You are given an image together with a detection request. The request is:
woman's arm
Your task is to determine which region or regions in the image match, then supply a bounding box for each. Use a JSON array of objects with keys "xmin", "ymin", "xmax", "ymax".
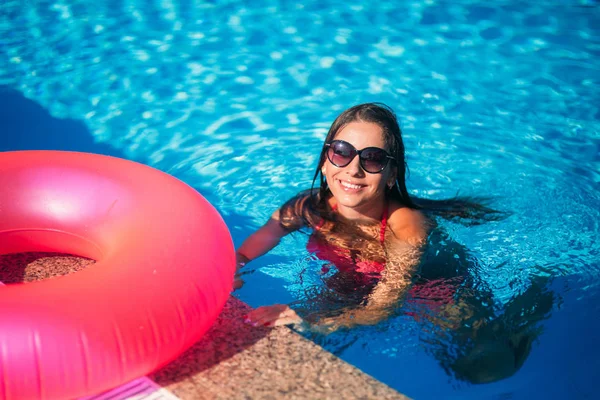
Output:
[
  {"xmin": 312, "ymin": 208, "xmax": 429, "ymax": 331},
  {"xmin": 234, "ymin": 209, "xmax": 291, "ymax": 289},
  {"xmin": 245, "ymin": 207, "xmax": 430, "ymax": 332},
  {"xmin": 364, "ymin": 207, "xmax": 430, "ymax": 308},
  {"xmin": 247, "ymin": 241, "xmax": 423, "ymax": 333},
  {"xmin": 236, "ymin": 211, "xmax": 289, "ymax": 261},
  {"xmin": 235, "ymin": 190, "xmax": 314, "ymax": 288}
]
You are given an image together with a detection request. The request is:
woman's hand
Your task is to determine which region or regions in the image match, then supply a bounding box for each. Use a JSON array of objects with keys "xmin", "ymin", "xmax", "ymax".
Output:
[
  {"xmin": 233, "ymin": 252, "xmax": 249, "ymax": 291},
  {"xmin": 233, "ymin": 273, "xmax": 244, "ymax": 290},
  {"xmin": 244, "ymin": 304, "xmax": 303, "ymax": 327},
  {"xmin": 318, "ymin": 306, "xmax": 392, "ymax": 331}
]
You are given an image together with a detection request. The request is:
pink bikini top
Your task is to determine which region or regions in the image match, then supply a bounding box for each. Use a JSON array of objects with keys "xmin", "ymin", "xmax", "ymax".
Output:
[
  {"xmin": 307, "ymin": 204, "xmax": 459, "ymax": 311},
  {"xmin": 306, "ymin": 204, "xmax": 388, "ymax": 276}
]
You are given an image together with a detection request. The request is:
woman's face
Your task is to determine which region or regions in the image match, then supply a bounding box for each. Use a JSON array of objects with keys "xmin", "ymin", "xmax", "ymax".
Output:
[{"xmin": 322, "ymin": 121, "xmax": 396, "ymax": 219}]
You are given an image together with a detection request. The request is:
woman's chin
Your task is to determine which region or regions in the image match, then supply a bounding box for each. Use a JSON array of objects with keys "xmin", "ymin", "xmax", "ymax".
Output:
[{"xmin": 333, "ymin": 193, "xmax": 363, "ymax": 207}]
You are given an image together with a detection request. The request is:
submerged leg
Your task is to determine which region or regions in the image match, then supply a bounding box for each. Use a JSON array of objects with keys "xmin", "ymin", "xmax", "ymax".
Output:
[{"xmin": 446, "ymin": 276, "xmax": 556, "ymax": 384}]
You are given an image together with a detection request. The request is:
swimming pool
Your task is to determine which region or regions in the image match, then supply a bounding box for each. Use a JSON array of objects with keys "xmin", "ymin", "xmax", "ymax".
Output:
[{"xmin": 1, "ymin": 0, "xmax": 598, "ymax": 398}]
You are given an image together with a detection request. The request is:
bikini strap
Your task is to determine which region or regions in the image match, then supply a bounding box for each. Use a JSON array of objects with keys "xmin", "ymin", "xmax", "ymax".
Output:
[
  {"xmin": 380, "ymin": 203, "xmax": 388, "ymax": 244},
  {"xmin": 315, "ymin": 203, "xmax": 337, "ymax": 230},
  {"xmin": 314, "ymin": 219, "xmax": 325, "ymax": 230}
]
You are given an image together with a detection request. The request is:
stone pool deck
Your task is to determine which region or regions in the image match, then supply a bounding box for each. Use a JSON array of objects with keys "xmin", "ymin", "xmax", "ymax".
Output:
[{"xmin": 0, "ymin": 254, "xmax": 408, "ymax": 400}]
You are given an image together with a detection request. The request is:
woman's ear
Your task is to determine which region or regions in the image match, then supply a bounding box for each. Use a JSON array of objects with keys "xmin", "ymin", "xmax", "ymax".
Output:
[
  {"xmin": 387, "ymin": 167, "xmax": 397, "ymax": 188},
  {"xmin": 321, "ymin": 165, "xmax": 327, "ymax": 175}
]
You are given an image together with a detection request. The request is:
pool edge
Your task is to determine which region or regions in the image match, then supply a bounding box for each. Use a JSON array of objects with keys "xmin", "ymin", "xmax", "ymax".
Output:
[{"xmin": 151, "ymin": 296, "xmax": 409, "ymax": 399}]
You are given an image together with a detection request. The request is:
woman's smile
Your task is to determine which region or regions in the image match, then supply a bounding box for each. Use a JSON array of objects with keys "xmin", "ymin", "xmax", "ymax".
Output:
[{"xmin": 338, "ymin": 179, "xmax": 366, "ymax": 192}]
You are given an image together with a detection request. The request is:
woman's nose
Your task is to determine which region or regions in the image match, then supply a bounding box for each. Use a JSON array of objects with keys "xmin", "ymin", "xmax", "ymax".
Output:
[{"xmin": 345, "ymin": 155, "xmax": 364, "ymax": 176}]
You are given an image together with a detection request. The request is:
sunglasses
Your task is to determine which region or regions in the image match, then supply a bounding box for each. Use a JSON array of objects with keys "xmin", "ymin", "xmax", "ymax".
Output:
[{"xmin": 325, "ymin": 140, "xmax": 395, "ymax": 174}]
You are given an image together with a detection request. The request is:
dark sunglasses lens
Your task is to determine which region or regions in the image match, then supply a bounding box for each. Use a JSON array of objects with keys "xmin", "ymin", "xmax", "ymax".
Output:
[
  {"xmin": 328, "ymin": 141, "xmax": 354, "ymax": 167},
  {"xmin": 360, "ymin": 148, "xmax": 388, "ymax": 172}
]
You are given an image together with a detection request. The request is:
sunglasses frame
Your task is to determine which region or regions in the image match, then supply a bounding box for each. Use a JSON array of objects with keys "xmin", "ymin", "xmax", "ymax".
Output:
[{"xmin": 324, "ymin": 140, "xmax": 395, "ymax": 174}]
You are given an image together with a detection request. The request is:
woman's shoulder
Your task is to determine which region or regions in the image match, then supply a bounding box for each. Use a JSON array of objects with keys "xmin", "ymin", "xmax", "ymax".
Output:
[{"xmin": 387, "ymin": 201, "xmax": 431, "ymax": 246}]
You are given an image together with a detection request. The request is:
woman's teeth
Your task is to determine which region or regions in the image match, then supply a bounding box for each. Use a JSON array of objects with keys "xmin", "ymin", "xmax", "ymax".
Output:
[{"xmin": 340, "ymin": 180, "xmax": 363, "ymax": 190}]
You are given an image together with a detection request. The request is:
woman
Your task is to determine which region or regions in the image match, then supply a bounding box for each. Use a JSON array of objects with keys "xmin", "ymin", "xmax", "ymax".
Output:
[
  {"xmin": 234, "ymin": 103, "xmax": 556, "ymax": 384},
  {"xmin": 235, "ymin": 103, "xmax": 505, "ymax": 330}
]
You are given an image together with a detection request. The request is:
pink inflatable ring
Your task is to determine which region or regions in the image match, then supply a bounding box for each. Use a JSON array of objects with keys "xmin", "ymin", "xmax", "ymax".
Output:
[{"xmin": 0, "ymin": 151, "xmax": 235, "ymax": 400}]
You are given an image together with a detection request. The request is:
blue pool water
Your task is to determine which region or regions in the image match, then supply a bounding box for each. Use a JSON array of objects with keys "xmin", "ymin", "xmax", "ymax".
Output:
[{"xmin": 1, "ymin": 1, "xmax": 599, "ymax": 399}]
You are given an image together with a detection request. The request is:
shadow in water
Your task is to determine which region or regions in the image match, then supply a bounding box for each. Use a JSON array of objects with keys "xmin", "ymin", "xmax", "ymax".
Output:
[{"xmin": 0, "ymin": 86, "xmax": 122, "ymax": 156}]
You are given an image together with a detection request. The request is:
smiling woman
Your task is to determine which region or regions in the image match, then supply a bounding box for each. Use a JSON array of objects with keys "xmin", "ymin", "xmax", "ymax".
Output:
[
  {"xmin": 235, "ymin": 102, "xmax": 496, "ymax": 315},
  {"xmin": 232, "ymin": 103, "xmax": 551, "ymax": 384}
]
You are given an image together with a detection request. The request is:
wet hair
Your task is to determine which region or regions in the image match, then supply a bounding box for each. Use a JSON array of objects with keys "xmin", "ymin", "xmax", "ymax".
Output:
[{"xmin": 279, "ymin": 103, "xmax": 507, "ymax": 231}]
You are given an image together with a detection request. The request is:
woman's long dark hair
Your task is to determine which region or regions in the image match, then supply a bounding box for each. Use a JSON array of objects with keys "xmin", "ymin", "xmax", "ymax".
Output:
[{"xmin": 279, "ymin": 103, "xmax": 508, "ymax": 231}]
